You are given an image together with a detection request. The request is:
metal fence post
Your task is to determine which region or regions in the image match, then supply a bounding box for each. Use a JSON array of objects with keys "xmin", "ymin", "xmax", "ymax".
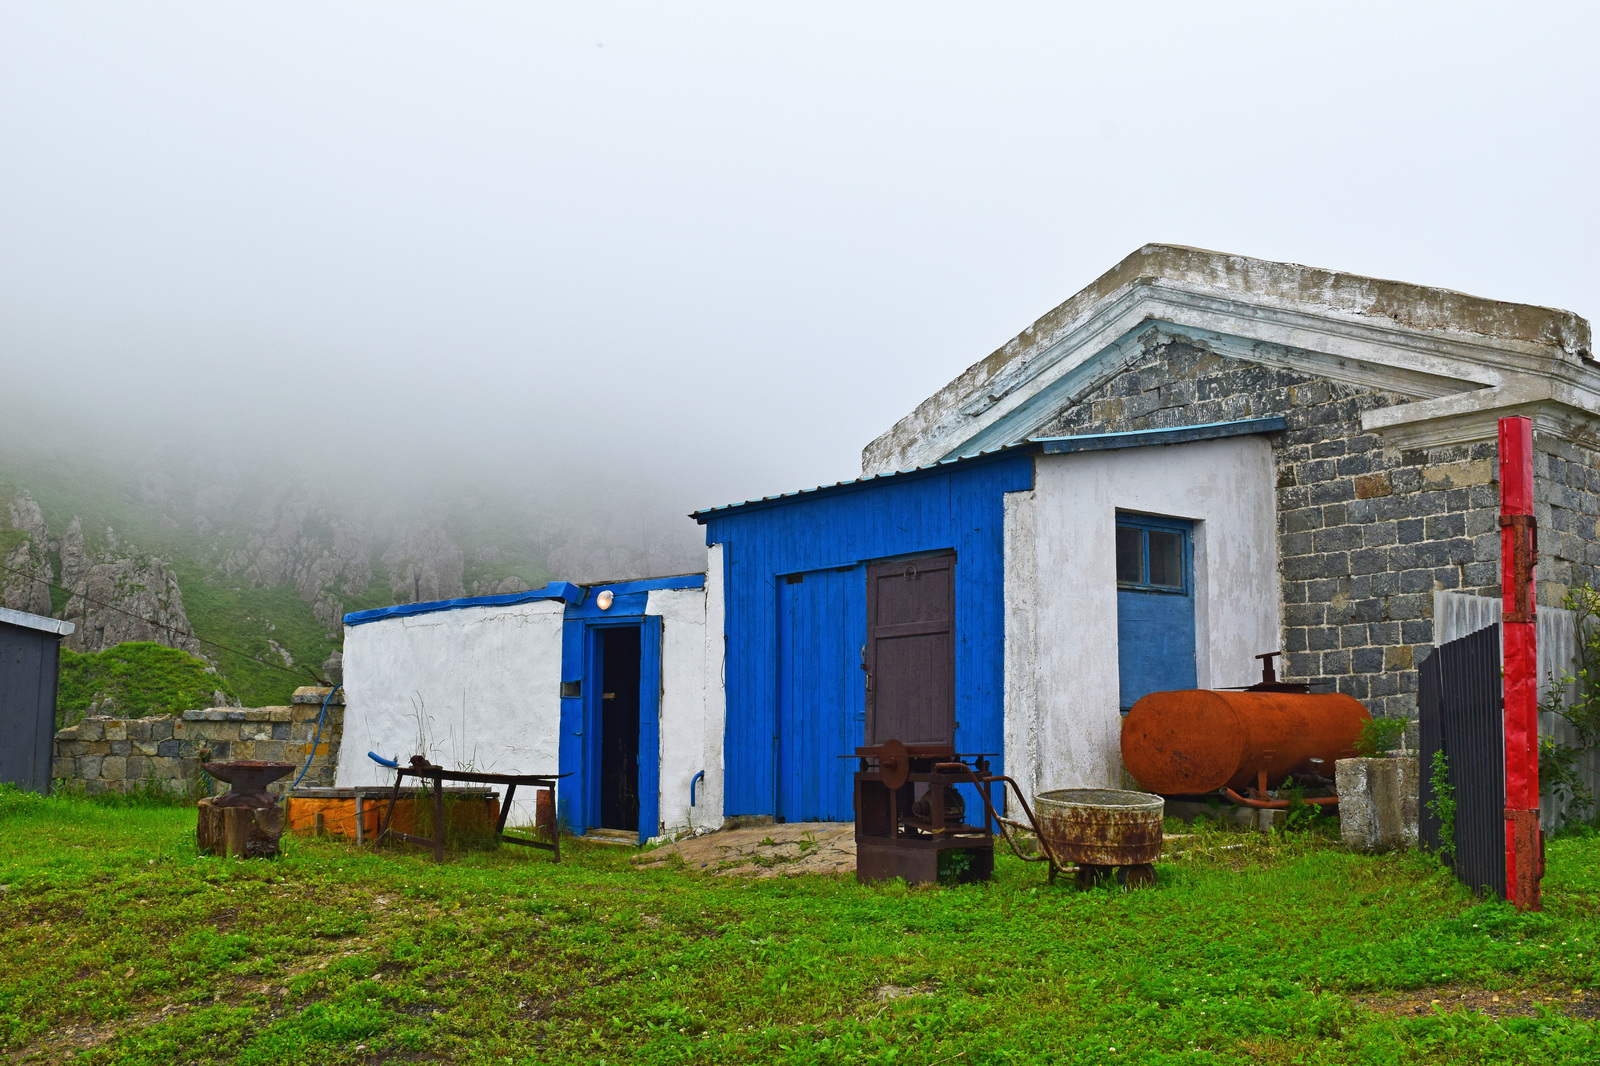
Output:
[{"xmin": 1499, "ymin": 415, "xmax": 1542, "ymax": 910}]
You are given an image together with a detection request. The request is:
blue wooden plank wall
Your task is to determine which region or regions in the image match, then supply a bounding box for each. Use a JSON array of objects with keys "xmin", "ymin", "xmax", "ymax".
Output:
[
  {"xmin": 702, "ymin": 452, "xmax": 1035, "ymax": 817},
  {"xmin": 777, "ymin": 567, "xmax": 865, "ymax": 821}
]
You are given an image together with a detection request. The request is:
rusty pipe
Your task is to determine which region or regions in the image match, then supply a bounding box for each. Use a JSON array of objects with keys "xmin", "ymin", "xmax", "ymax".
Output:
[{"xmin": 1220, "ymin": 787, "xmax": 1339, "ymax": 810}]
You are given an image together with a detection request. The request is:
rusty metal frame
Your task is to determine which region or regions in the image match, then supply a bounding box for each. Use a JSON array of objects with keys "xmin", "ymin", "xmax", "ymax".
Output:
[
  {"xmin": 375, "ymin": 758, "xmax": 568, "ymax": 864},
  {"xmin": 1498, "ymin": 513, "xmax": 1539, "ymax": 623}
]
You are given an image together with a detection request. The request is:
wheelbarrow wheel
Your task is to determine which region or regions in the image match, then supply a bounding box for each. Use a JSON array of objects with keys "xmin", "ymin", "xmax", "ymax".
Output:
[
  {"xmin": 1075, "ymin": 864, "xmax": 1114, "ymax": 889},
  {"xmin": 1118, "ymin": 864, "xmax": 1156, "ymax": 889}
]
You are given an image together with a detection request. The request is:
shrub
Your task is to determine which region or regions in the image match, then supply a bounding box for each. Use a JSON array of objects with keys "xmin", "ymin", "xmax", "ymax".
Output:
[{"xmin": 1354, "ymin": 716, "xmax": 1407, "ymax": 756}]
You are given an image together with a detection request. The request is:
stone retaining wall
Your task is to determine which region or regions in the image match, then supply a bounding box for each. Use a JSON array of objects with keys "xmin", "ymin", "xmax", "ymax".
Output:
[{"xmin": 52, "ymin": 686, "xmax": 344, "ymax": 796}]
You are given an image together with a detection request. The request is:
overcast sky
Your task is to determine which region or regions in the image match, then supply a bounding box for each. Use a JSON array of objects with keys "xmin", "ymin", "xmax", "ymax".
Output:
[{"xmin": 3, "ymin": 2, "xmax": 1596, "ymax": 516}]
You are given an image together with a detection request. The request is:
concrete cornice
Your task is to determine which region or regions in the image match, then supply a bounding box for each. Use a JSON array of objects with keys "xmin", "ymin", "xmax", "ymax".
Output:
[
  {"xmin": 862, "ymin": 244, "xmax": 1594, "ymax": 474},
  {"xmin": 1360, "ymin": 381, "xmax": 1600, "ymax": 450}
]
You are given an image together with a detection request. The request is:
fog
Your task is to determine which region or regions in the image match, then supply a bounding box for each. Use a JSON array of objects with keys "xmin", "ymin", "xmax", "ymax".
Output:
[{"xmin": 3, "ymin": 3, "xmax": 1597, "ymax": 561}]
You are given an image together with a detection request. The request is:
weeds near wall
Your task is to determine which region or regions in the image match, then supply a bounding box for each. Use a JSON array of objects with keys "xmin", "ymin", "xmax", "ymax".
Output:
[
  {"xmin": 49, "ymin": 771, "xmax": 209, "ymax": 809},
  {"xmin": 1426, "ymin": 749, "xmax": 1456, "ymax": 868},
  {"xmin": 1280, "ymin": 776, "xmax": 1324, "ymax": 833},
  {"xmin": 1354, "ymin": 716, "xmax": 1407, "ymax": 756},
  {"xmin": 1538, "ymin": 586, "xmax": 1600, "ymax": 827}
]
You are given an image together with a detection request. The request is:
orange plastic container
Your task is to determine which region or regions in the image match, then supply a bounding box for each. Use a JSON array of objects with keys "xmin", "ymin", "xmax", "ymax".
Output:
[
  {"xmin": 286, "ymin": 788, "xmax": 500, "ymax": 841},
  {"xmin": 1120, "ymin": 689, "xmax": 1370, "ymax": 795}
]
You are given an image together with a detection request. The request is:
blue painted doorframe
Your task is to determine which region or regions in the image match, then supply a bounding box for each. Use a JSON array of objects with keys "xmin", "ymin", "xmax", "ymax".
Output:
[
  {"xmin": 559, "ymin": 615, "xmax": 662, "ymax": 844},
  {"xmin": 557, "ymin": 575, "xmax": 699, "ymax": 842}
]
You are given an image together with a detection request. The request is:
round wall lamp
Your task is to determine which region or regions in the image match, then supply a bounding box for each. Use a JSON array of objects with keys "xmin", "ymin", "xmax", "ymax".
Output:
[{"xmin": 596, "ymin": 589, "xmax": 614, "ymax": 610}]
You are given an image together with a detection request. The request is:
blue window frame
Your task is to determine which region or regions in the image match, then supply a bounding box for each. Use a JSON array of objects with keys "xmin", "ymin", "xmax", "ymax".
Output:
[{"xmin": 1115, "ymin": 514, "xmax": 1190, "ymax": 594}]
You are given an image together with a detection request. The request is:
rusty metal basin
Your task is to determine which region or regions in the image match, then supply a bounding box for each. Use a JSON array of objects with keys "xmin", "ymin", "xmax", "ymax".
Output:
[{"xmin": 1034, "ymin": 788, "xmax": 1164, "ymax": 867}]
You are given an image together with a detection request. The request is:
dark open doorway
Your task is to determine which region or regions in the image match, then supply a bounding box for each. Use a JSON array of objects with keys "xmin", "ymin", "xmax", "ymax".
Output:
[{"xmin": 597, "ymin": 625, "xmax": 642, "ymax": 832}]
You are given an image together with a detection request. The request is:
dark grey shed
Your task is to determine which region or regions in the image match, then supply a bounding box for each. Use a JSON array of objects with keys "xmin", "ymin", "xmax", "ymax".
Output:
[{"xmin": 0, "ymin": 607, "xmax": 75, "ymax": 793}]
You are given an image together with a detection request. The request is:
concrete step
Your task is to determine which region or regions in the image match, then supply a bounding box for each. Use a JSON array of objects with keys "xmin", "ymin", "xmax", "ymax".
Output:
[{"xmin": 583, "ymin": 828, "xmax": 640, "ymax": 847}]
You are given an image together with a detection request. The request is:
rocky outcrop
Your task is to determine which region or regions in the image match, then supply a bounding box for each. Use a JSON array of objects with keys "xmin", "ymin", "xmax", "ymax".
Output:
[
  {"xmin": 383, "ymin": 526, "xmax": 465, "ymax": 603},
  {"xmin": 0, "ymin": 490, "xmax": 54, "ymax": 616},
  {"xmin": 59, "ymin": 517, "xmax": 202, "ymax": 656}
]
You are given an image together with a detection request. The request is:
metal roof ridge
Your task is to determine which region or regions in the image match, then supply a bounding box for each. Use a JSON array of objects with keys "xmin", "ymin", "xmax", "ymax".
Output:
[{"xmin": 0, "ymin": 606, "xmax": 75, "ymax": 637}]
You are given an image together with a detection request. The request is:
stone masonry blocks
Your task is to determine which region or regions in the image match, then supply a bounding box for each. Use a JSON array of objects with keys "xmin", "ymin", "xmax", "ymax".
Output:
[
  {"xmin": 1035, "ymin": 339, "xmax": 1600, "ymax": 727},
  {"xmin": 53, "ymin": 688, "xmax": 344, "ymax": 795}
]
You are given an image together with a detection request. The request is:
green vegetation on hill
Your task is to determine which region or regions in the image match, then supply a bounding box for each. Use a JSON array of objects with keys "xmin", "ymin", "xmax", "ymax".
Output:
[
  {"xmin": 1, "ymin": 448, "xmax": 555, "ymax": 708},
  {"xmin": 56, "ymin": 642, "xmax": 239, "ymax": 728}
]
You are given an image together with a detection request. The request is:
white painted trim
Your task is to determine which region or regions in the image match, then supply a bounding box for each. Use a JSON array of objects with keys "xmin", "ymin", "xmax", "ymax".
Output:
[
  {"xmin": 1002, "ymin": 489, "xmax": 1039, "ymax": 800},
  {"xmin": 867, "ymin": 267, "xmax": 1596, "ymax": 474}
]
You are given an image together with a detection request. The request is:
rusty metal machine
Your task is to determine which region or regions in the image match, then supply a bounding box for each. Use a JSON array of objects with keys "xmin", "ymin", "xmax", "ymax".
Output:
[
  {"xmin": 853, "ymin": 740, "xmax": 996, "ymax": 885},
  {"xmin": 1120, "ymin": 651, "xmax": 1370, "ymax": 808}
]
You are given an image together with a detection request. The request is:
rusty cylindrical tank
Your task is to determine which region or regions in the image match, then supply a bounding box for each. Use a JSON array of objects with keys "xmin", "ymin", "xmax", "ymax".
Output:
[
  {"xmin": 1120, "ymin": 689, "xmax": 1370, "ymax": 795},
  {"xmin": 1034, "ymin": 788, "xmax": 1164, "ymax": 867}
]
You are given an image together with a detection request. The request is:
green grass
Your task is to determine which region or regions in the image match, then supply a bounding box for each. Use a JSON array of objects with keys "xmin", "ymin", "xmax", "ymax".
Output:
[
  {"xmin": 2, "ymin": 797, "xmax": 1597, "ymax": 1064},
  {"xmin": 56, "ymin": 642, "xmax": 240, "ymax": 727}
]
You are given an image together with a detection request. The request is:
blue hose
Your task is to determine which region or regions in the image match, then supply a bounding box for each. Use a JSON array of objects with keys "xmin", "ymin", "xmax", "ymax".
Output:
[
  {"xmin": 290, "ymin": 684, "xmax": 343, "ymax": 790},
  {"xmin": 690, "ymin": 770, "xmax": 705, "ymax": 807}
]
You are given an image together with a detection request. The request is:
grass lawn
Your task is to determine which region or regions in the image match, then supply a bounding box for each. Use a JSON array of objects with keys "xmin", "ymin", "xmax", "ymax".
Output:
[{"xmin": 2, "ymin": 792, "xmax": 1598, "ymax": 1065}]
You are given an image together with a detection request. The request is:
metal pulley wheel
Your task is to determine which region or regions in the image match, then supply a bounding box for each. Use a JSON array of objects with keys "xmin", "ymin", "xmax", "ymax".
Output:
[{"xmin": 877, "ymin": 737, "xmax": 909, "ymax": 790}]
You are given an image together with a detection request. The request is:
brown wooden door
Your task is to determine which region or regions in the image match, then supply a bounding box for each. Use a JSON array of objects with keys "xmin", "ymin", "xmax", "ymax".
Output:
[{"xmin": 865, "ymin": 553, "xmax": 955, "ymax": 746}]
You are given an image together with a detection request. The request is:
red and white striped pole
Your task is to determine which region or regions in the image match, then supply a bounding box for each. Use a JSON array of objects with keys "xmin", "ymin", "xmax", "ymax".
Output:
[{"xmin": 1498, "ymin": 415, "xmax": 1541, "ymax": 911}]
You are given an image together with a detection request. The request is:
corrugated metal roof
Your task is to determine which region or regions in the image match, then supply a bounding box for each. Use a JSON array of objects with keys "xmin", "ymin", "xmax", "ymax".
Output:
[
  {"xmin": 691, "ymin": 417, "xmax": 1286, "ymax": 520},
  {"xmin": 690, "ymin": 442, "xmax": 1035, "ymax": 521}
]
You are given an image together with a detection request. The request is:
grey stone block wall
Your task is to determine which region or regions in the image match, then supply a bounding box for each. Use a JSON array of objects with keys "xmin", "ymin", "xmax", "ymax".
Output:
[
  {"xmin": 1034, "ymin": 338, "xmax": 1600, "ymax": 722},
  {"xmin": 52, "ymin": 686, "xmax": 344, "ymax": 796}
]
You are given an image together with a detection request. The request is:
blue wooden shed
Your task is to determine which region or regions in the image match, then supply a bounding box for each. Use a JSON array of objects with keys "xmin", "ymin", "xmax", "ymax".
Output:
[{"xmin": 694, "ymin": 446, "xmax": 1035, "ymax": 822}]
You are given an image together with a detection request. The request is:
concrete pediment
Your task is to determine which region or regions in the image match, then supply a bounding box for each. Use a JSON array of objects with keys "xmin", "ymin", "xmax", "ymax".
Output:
[{"xmin": 863, "ymin": 244, "xmax": 1596, "ymax": 473}]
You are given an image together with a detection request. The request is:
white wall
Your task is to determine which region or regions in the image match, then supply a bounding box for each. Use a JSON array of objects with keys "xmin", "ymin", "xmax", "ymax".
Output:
[
  {"xmin": 335, "ymin": 599, "xmax": 566, "ymax": 825},
  {"xmin": 335, "ymin": 567, "xmax": 726, "ymax": 838},
  {"xmin": 647, "ymin": 572, "xmax": 723, "ymax": 838},
  {"xmin": 1006, "ymin": 436, "xmax": 1280, "ymax": 794},
  {"xmin": 694, "ymin": 543, "xmax": 727, "ymax": 832}
]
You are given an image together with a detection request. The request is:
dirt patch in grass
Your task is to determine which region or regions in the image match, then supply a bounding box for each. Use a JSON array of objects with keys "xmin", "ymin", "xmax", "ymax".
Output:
[
  {"xmin": 1351, "ymin": 983, "xmax": 1600, "ymax": 1019},
  {"xmin": 15, "ymin": 1001, "xmax": 192, "ymax": 1062},
  {"xmin": 633, "ymin": 822, "xmax": 856, "ymax": 877}
]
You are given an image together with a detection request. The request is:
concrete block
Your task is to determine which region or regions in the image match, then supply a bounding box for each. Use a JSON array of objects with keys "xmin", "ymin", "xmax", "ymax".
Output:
[
  {"xmin": 1336, "ymin": 756, "xmax": 1419, "ymax": 852},
  {"xmin": 157, "ymin": 739, "xmax": 183, "ymax": 758},
  {"xmin": 76, "ymin": 755, "xmax": 104, "ymax": 780},
  {"xmin": 149, "ymin": 719, "xmax": 175, "ymax": 741},
  {"xmin": 101, "ymin": 756, "xmax": 127, "ymax": 781},
  {"xmin": 109, "ymin": 740, "xmax": 132, "ymax": 757},
  {"xmin": 104, "ymin": 722, "xmax": 128, "ymax": 742},
  {"xmin": 266, "ymin": 707, "xmax": 292, "ymax": 723},
  {"xmin": 133, "ymin": 740, "xmax": 159, "ymax": 757},
  {"xmin": 128, "ymin": 719, "xmax": 151, "ymax": 742},
  {"xmin": 76, "ymin": 719, "xmax": 105, "ymax": 742}
]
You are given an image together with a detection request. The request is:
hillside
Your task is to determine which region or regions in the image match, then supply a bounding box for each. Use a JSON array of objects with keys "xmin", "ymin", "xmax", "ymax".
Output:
[{"xmin": 0, "ymin": 442, "xmax": 702, "ymax": 707}]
